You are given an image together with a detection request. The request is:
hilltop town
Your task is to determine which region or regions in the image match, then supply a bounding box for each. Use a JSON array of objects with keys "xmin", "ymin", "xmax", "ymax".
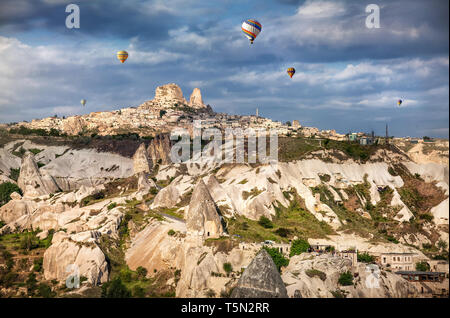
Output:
[
  {"xmin": 0, "ymin": 83, "xmax": 448, "ymax": 298},
  {"xmin": 4, "ymin": 83, "xmax": 447, "ymax": 166},
  {"xmin": 4, "ymin": 83, "xmax": 351, "ymax": 141}
]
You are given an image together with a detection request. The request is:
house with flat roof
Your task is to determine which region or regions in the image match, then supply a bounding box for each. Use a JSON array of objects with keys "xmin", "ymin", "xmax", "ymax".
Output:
[
  {"xmin": 396, "ymin": 271, "xmax": 449, "ymax": 297},
  {"xmin": 379, "ymin": 252, "xmax": 417, "ymax": 271}
]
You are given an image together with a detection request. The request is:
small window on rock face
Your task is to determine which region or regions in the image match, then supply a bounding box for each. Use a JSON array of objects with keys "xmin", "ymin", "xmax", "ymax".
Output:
[{"xmin": 207, "ymin": 232, "xmax": 210, "ymax": 237}]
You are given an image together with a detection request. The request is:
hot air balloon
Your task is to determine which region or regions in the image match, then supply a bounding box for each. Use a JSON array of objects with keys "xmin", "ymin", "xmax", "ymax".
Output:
[
  {"xmin": 397, "ymin": 99, "xmax": 402, "ymax": 106},
  {"xmin": 242, "ymin": 19, "xmax": 262, "ymax": 44},
  {"xmin": 117, "ymin": 50, "xmax": 128, "ymax": 63},
  {"xmin": 287, "ymin": 67, "xmax": 296, "ymax": 78},
  {"xmin": 80, "ymin": 99, "xmax": 86, "ymax": 107}
]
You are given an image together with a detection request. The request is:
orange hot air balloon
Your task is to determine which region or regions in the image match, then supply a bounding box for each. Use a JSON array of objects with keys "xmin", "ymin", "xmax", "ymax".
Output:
[
  {"xmin": 117, "ymin": 50, "xmax": 128, "ymax": 63},
  {"xmin": 287, "ymin": 67, "xmax": 296, "ymax": 78}
]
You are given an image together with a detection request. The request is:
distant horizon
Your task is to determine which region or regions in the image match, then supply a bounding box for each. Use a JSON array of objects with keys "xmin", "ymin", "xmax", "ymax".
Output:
[
  {"xmin": 2, "ymin": 96, "xmax": 447, "ymax": 140},
  {"xmin": 0, "ymin": 0, "xmax": 448, "ymax": 138}
]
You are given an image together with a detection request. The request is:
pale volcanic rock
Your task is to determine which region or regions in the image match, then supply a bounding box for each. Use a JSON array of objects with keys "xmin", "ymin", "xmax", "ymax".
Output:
[
  {"xmin": 430, "ymin": 198, "xmax": 449, "ymax": 225},
  {"xmin": 176, "ymin": 247, "xmax": 221, "ymax": 297},
  {"xmin": 205, "ymin": 175, "xmax": 237, "ymax": 217},
  {"xmin": 189, "ymin": 88, "xmax": 206, "ymax": 108},
  {"xmin": 185, "ymin": 179, "xmax": 223, "ymax": 238},
  {"xmin": 147, "ymin": 133, "xmax": 172, "ymax": 165},
  {"xmin": 231, "ymin": 249, "xmax": 288, "ymax": 298},
  {"xmin": 154, "ymin": 83, "xmax": 186, "ymax": 105},
  {"xmin": 40, "ymin": 149, "xmax": 133, "ymax": 191},
  {"xmin": 0, "ymin": 175, "xmax": 16, "ymax": 184},
  {"xmin": 125, "ymin": 219, "xmax": 186, "ymax": 273},
  {"xmin": 282, "ymin": 253, "xmax": 418, "ymax": 298},
  {"xmin": 151, "ymin": 181, "xmax": 181, "ymax": 208},
  {"xmin": 0, "ymin": 198, "xmax": 37, "ymax": 225},
  {"xmin": 151, "ymin": 175, "xmax": 194, "ymax": 209},
  {"xmin": 60, "ymin": 116, "xmax": 85, "ymax": 135},
  {"xmin": 17, "ymin": 153, "xmax": 60, "ymax": 198},
  {"xmin": 43, "ymin": 236, "xmax": 109, "ymax": 285},
  {"xmin": 132, "ymin": 143, "xmax": 152, "ymax": 174},
  {"xmin": 137, "ymin": 172, "xmax": 158, "ymax": 193},
  {"xmin": 9, "ymin": 191, "xmax": 22, "ymax": 201}
]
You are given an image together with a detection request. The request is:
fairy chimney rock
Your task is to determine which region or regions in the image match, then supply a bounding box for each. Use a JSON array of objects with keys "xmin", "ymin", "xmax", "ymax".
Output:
[
  {"xmin": 231, "ymin": 249, "xmax": 288, "ymax": 298},
  {"xmin": 189, "ymin": 88, "xmax": 205, "ymax": 108},
  {"xmin": 133, "ymin": 143, "xmax": 153, "ymax": 174},
  {"xmin": 186, "ymin": 179, "xmax": 223, "ymax": 238}
]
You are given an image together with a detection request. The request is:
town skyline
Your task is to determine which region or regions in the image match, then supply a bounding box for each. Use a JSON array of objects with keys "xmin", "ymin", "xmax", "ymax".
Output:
[{"xmin": 0, "ymin": 0, "xmax": 448, "ymax": 138}]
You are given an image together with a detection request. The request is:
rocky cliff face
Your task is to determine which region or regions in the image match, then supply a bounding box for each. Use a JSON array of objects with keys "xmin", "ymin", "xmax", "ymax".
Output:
[
  {"xmin": 282, "ymin": 253, "xmax": 418, "ymax": 298},
  {"xmin": 189, "ymin": 88, "xmax": 206, "ymax": 108},
  {"xmin": 18, "ymin": 153, "xmax": 60, "ymax": 198},
  {"xmin": 231, "ymin": 249, "xmax": 288, "ymax": 298},
  {"xmin": 154, "ymin": 83, "xmax": 187, "ymax": 105},
  {"xmin": 132, "ymin": 143, "xmax": 152, "ymax": 174},
  {"xmin": 186, "ymin": 180, "xmax": 223, "ymax": 238},
  {"xmin": 147, "ymin": 133, "xmax": 172, "ymax": 165},
  {"xmin": 43, "ymin": 231, "xmax": 109, "ymax": 285}
]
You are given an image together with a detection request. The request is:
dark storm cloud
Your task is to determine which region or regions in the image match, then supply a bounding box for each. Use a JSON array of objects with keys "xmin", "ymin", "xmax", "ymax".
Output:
[
  {"xmin": 0, "ymin": 0, "xmax": 177, "ymax": 41},
  {"xmin": 261, "ymin": 0, "xmax": 449, "ymax": 63}
]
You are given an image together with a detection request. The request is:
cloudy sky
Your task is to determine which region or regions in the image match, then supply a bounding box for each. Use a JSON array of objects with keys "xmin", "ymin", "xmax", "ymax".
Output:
[{"xmin": 0, "ymin": 0, "xmax": 448, "ymax": 138}]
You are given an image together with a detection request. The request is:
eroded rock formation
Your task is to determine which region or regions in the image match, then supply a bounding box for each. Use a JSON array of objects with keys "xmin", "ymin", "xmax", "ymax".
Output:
[
  {"xmin": 133, "ymin": 143, "xmax": 152, "ymax": 174},
  {"xmin": 43, "ymin": 232, "xmax": 109, "ymax": 285},
  {"xmin": 17, "ymin": 153, "xmax": 60, "ymax": 198},
  {"xmin": 147, "ymin": 133, "xmax": 172, "ymax": 165},
  {"xmin": 231, "ymin": 249, "xmax": 288, "ymax": 298},
  {"xmin": 154, "ymin": 83, "xmax": 186, "ymax": 105},
  {"xmin": 185, "ymin": 180, "xmax": 223, "ymax": 238},
  {"xmin": 189, "ymin": 88, "xmax": 205, "ymax": 108}
]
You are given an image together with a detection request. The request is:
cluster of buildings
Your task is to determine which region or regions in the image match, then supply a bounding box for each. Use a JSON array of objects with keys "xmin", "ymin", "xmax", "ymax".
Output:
[
  {"xmin": 308, "ymin": 242, "xmax": 449, "ymax": 296},
  {"xmin": 7, "ymin": 83, "xmax": 445, "ymax": 152}
]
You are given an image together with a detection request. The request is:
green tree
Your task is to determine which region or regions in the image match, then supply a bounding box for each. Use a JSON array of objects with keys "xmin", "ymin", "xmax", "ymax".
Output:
[
  {"xmin": 20, "ymin": 232, "xmax": 40, "ymax": 251},
  {"xmin": 263, "ymin": 247, "xmax": 289, "ymax": 272},
  {"xmin": 0, "ymin": 182, "xmax": 22, "ymax": 207},
  {"xmin": 38, "ymin": 283, "xmax": 55, "ymax": 298},
  {"xmin": 258, "ymin": 216, "xmax": 274, "ymax": 229},
  {"xmin": 275, "ymin": 227, "xmax": 291, "ymax": 238},
  {"xmin": 33, "ymin": 257, "xmax": 44, "ymax": 272},
  {"xmin": 26, "ymin": 272, "xmax": 38, "ymax": 296},
  {"xmin": 132, "ymin": 285, "xmax": 146, "ymax": 298},
  {"xmin": 416, "ymin": 261, "xmax": 430, "ymax": 272},
  {"xmin": 357, "ymin": 252, "xmax": 375, "ymax": 263},
  {"xmin": 223, "ymin": 263, "xmax": 233, "ymax": 275},
  {"xmin": 437, "ymin": 239, "xmax": 448, "ymax": 251},
  {"xmin": 101, "ymin": 277, "xmax": 131, "ymax": 298},
  {"xmin": 338, "ymin": 271, "xmax": 354, "ymax": 286},
  {"xmin": 136, "ymin": 266, "xmax": 148, "ymax": 279},
  {"xmin": 290, "ymin": 239, "xmax": 310, "ymax": 257}
]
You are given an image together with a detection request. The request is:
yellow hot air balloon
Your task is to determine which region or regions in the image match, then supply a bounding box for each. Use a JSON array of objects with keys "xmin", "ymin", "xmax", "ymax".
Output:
[
  {"xmin": 80, "ymin": 99, "xmax": 86, "ymax": 107},
  {"xmin": 287, "ymin": 67, "xmax": 296, "ymax": 78},
  {"xmin": 117, "ymin": 50, "xmax": 128, "ymax": 63}
]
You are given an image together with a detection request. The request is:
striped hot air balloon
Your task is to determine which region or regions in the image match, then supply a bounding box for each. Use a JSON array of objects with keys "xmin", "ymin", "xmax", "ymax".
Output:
[
  {"xmin": 117, "ymin": 50, "xmax": 128, "ymax": 63},
  {"xmin": 287, "ymin": 67, "xmax": 296, "ymax": 78},
  {"xmin": 242, "ymin": 19, "xmax": 262, "ymax": 44}
]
